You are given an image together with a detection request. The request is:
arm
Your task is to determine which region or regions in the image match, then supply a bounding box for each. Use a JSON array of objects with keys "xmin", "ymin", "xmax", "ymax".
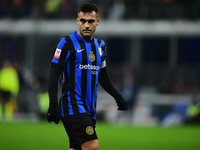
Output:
[
  {"xmin": 98, "ymin": 67, "xmax": 128, "ymax": 110},
  {"xmin": 47, "ymin": 38, "xmax": 69, "ymax": 124},
  {"xmin": 47, "ymin": 65, "xmax": 62, "ymax": 124},
  {"xmin": 48, "ymin": 66, "xmax": 62, "ymax": 104}
]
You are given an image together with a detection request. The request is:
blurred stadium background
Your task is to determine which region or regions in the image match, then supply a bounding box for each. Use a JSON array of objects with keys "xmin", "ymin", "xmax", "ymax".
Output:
[
  {"xmin": 0, "ymin": 0, "xmax": 200, "ymax": 149},
  {"xmin": 1, "ymin": 0, "xmax": 200, "ymax": 125}
]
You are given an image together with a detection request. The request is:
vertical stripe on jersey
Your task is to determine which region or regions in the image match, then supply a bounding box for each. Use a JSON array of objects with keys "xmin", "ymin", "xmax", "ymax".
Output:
[
  {"xmin": 62, "ymin": 49, "xmax": 70, "ymax": 94},
  {"xmin": 90, "ymin": 41, "xmax": 97, "ymax": 118},
  {"xmin": 85, "ymin": 43, "xmax": 93, "ymax": 115},
  {"xmin": 76, "ymin": 38, "xmax": 88, "ymax": 113},
  {"xmin": 93, "ymin": 38, "xmax": 102, "ymax": 119},
  {"xmin": 69, "ymin": 34, "xmax": 86, "ymax": 114},
  {"xmin": 62, "ymin": 50, "xmax": 70, "ymax": 117},
  {"xmin": 65, "ymin": 36, "xmax": 79, "ymax": 115}
]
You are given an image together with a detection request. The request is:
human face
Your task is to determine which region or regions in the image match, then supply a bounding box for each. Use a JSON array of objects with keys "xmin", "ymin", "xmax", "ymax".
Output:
[{"xmin": 77, "ymin": 11, "xmax": 100, "ymax": 41}]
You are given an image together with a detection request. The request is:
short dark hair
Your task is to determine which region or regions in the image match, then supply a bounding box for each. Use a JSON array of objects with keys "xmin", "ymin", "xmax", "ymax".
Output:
[{"xmin": 78, "ymin": 3, "xmax": 98, "ymax": 14}]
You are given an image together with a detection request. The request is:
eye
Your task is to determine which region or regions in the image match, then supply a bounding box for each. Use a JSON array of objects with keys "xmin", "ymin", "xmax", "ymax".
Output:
[
  {"xmin": 80, "ymin": 19, "xmax": 86, "ymax": 23},
  {"xmin": 88, "ymin": 20, "xmax": 95, "ymax": 23}
]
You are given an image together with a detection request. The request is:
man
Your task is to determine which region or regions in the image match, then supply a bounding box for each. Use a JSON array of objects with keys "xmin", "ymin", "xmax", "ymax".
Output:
[
  {"xmin": 0, "ymin": 60, "xmax": 19, "ymax": 122},
  {"xmin": 47, "ymin": 3, "xmax": 128, "ymax": 150}
]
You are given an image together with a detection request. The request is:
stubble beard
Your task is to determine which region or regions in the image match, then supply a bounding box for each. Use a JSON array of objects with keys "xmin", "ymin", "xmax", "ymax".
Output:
[{"xmin": 81, "ymin": 30, "xmax": 93, "ymax": 40}]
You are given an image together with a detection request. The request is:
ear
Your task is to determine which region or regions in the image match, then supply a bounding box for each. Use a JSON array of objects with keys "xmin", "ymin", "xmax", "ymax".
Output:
[{"xmin": 96, "ymin": 18, "xmax": 100, "ymax": 26}]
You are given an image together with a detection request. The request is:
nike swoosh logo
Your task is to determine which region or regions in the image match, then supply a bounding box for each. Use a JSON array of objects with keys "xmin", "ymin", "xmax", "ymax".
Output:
[{"xmin": 77, "ymin": 49, "xmax": 85, "ymax": 52}]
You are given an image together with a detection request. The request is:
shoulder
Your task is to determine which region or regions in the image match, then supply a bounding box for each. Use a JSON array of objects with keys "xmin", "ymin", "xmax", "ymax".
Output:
[
  {"xmin": 56, "ymin": 33, "xmax": 74, "ymax": 48},
  {"xmin": 58, "ymin": 37, "xmax": 67, "ymax": 44},
  {"xmin": 63, "ymin": 32, "xmax": 79, "ymax": 45},
  {"xmin": 56, "ymin": 37, "xmax": 67, "ymax": 50},
  {"xmin": 94, "ymin": 37, "xmax": 106, "ymax": 47},
  {"xmin": 95, "ymin": 37, "xmax": 106, "ymax": 53}
]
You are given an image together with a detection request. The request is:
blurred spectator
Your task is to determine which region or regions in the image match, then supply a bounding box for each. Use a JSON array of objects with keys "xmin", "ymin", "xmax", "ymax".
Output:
[
  {"xmin": 185, "ymin": 92, "xmax": 200, "ymax": 124},
  {"xmin": 43, "ymin": 0, "xmax": 64, "ymax": 19},
  {"xmin": 0, "ymin": 60, "xmax": 19, "ymax": 122},
  {"xmin": 121, "ymin": 71, "xmax": 137, "ymax": 110},
  {"xmin": 185, "ymin": 98, "xmax": 200, "ymax": 124},
  {"xmin": 119, "ymin": 71, "xmax": 138, "ymax": 122}
]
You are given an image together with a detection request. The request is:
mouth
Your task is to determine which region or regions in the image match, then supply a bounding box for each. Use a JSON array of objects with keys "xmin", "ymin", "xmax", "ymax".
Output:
[{"xmin": 83, "ymin": 29, "xmax": 91, "ymax": 33}]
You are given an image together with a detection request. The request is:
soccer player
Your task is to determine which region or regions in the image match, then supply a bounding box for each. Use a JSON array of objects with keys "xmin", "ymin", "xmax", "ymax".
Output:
[{"xmin": 47, "ymin": 3, "xmax": 128, "ymax": 150}]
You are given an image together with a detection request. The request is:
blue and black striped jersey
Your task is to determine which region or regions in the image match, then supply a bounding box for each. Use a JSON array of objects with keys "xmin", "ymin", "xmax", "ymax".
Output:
[{"xmin": 51, "ymin": 31, "xmax": 107, "ymax": 120}]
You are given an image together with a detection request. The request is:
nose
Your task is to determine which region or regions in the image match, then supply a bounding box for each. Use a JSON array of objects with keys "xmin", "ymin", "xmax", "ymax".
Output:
[{"xmin": 85, "ymin": 22, "xmax": 89, "ymax": 28}]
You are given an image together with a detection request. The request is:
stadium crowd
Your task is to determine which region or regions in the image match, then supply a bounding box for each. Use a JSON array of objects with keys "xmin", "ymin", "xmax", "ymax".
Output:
[{"xmin": 0, "ymin": 0, "xmax": 200, "ymax": 20}]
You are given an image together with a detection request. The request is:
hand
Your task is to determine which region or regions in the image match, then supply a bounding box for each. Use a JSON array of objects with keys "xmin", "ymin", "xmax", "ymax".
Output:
[
  {"xmin": 114, "ymin": 94, "xmax": 128, "ymax": 111},
  {"xmin": 47, "ymin": 103, "xmax": 61, "ymax": 124}
]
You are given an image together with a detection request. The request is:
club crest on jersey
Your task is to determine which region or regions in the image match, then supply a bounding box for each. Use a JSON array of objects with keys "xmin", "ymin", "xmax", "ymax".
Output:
[
  {"xmin": 86, "ymin": 126, "xmax": 94, "ymax": 135},
  {"xmin": 98, "ymin": 47, "xmax": 102, "ymax": 56},
  {"xmin": 54, "ymin": 48, "xmax": 61, "ymax": 59},
  {"xmin": 89, "ymin": 51, "xmax": 95, "ymax": 62}
]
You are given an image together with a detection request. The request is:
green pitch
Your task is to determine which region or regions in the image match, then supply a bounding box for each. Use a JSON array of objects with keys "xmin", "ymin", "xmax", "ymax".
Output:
[{"xmin": 0, "ymin": 121, "xmax": 200, "ymax": 150}]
